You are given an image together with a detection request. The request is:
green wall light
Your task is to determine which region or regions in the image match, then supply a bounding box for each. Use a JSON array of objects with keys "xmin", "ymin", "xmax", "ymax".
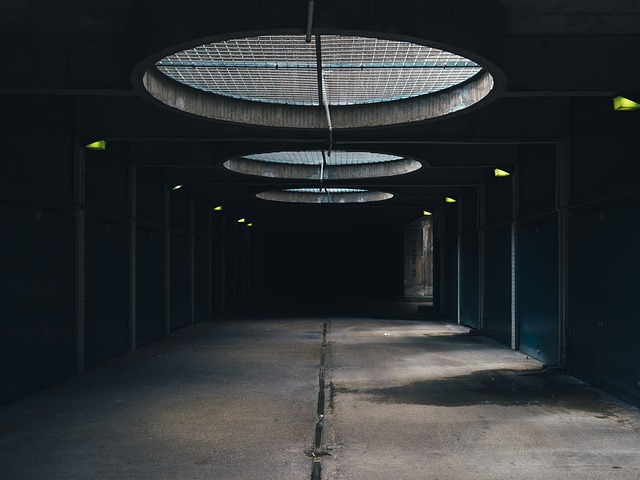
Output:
[
  {"xmin": 613, "ymin": 96, "xmax": 640, "ymax": 111},
  {"xmin": 85, "ymin": 139, "xmax": 106, "ymax": 150}
]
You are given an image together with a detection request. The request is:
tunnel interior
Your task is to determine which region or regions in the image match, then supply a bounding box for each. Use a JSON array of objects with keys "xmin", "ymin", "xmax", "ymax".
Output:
[{"xmin": 1, "ymin": 0, "xmax": 640, "ymax": 415}]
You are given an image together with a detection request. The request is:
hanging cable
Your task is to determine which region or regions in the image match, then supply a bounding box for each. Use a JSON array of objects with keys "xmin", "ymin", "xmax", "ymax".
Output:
[
  {"xmin": 320, "ymin": 151, "xmax": 331, "ymax": 203},
  {"xmin": 305, "ymin": 0, "xmax": 316, "ymax": 43},
  {"xmin": 315, "ymin": 35, "xmax": 334, "ymax": 157},
  {"xmin": 320, "ymin": 151, "xmax": 326, "ymax": 191},
  {"xmin": 322, "ymin": 75, "xmax": 334, "ymax": 157}
]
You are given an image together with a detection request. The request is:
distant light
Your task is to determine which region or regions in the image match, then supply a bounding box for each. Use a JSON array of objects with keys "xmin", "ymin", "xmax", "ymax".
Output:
[
  {"xmin": 247, "ymin": 223, "xmax": 254, "ymax": 227},
  {"xmin": 494, "ymin": 168, "xmax": 510, "ymax": 177},
  {"xmin": 213, "ymin": 205, "xmax": 223, "ymax": 211},
  {"xmin": 613, "ymin": 96, "xmax": 640, "ymax": 111},
  {"xmin": 85, "ymin": 139, "xmax": 106, "ymax": 150},
  {"xmin": 445, "ymin": 197, "xmax": 457, "ymax": 203},
  {"xmin": 171, "ymin": 184, "xmax": 184, "ymax": 190},
  {"xmin": 237, "ymin": 218, "xmax": 246, "ymax": 223},
  {"xmin": 423, "ymin": 210, "xmax": 433, "ymax": 216}
]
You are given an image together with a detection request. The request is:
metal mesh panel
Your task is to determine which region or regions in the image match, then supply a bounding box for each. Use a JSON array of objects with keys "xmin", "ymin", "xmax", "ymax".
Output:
[
  {"xmin": 244, "ymin": 151, "xmax": 403, "ymax": 165},
  {"xmin": 285, "ymin": 188, "xmax": 367, "ymax": 193},
  {"xmin": 156, "ymin": 35, "xmax": 481, "ymax": 106}
]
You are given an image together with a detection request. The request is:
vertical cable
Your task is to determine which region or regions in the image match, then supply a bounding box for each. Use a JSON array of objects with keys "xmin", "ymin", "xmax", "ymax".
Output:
[
  {"xmin": 315, "ymin": 35, "xmax": 333, "ymax": 154},
  {"xmin": 305, "ymin": 0, "xmax": 316, "ymax": 43}
]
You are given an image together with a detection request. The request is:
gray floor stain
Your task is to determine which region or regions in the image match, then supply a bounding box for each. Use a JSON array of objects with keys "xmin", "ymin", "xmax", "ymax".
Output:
[{"xmin": 335, "ymin": 369, "xmax": 615, "ymax": 413}]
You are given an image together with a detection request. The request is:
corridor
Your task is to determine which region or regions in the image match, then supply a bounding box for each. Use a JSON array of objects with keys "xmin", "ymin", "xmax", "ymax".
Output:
[{"xmin": 1, "ymin": 314, "xmax": 639, "ymax": 480}]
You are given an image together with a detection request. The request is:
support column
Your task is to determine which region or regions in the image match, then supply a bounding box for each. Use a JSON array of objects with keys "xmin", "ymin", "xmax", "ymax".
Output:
[
  {"xmin": 220, "ymin": 213, "xmax": 227, "ymax": 313},
  {"xmin": 128, "ymin": 164, "xmax": 137, "ymax": 350},
  {"xmin": 457, "ymin": 198, "xmax": 462, "ymax": 325},
  {"xmin": 557, "ymin": 139, "xmax": 571, "ymax": 368},
  {"xmin": 207, "ymin": 205, "xmax": 213, "ymax": 320},
  {"xmin": 231, "ymin": 217, "xmax": 238, "ymax": 309},
  {"xmin": 164, "ymin": 182, "xmax": 171, "ymax": 335},
  {"xmin": 74, "ymin": 139, "xmax": 86, "ymax": 373},
  {"xmin": 438, "ymin": 206, "xmax": 446, "ymax": 315},
  {"xmin": 511, "ymin": 163, "xmax": 520, "ymax": 350},
  {"xmin": 189, "ymin": 194, "xmax": 195, "ymax": 326},
  {"xmin": 478, "ymin": 183, "xmax": 486, "ymax": 331}
]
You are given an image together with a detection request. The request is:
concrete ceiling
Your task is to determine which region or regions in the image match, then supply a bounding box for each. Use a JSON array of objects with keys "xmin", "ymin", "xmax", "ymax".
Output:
[{"xmin": 1, "ymin": 0, "xmax": 639, "ymax": 225}]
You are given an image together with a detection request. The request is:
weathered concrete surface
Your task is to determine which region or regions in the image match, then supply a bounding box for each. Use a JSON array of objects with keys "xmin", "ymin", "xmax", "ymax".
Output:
[
  {"xmin": 1, "ymin": 315, "xmax": 639, "ymax": 480},
  {"xmin": 0, "ymin": 320, "xmax": 322, "ymax": 480},
  {"xmin": 322, "ymin": 319, "xmax": 640, "ymax": 480}
]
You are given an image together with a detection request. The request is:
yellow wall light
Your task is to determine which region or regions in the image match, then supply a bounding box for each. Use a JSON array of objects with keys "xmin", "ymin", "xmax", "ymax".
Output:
[
  {"xmin": 494, "ymin": 168, "xmax": 510, "ymax": 177},
  {"xmin": 247, "ymin": 223, "xmax": 254, "ymax": 227},
  {"xmin": 423, "ymin": 210, "xmax": 433, "ymax": 216},
  {"xmin": 613, "ymin": 96, "xmax": 640, "ymax": 111},
  {"xmin": 213, "ymin": 205, "xmax": 223, "ymax": 211},
  {"xmin": 445, "ymin": 197, "xmax": 457, "ymax": 203},
  {"xmin": 237, "ymin": 218, "xmax": 246, "ymax": 223},
  {"xmin": 85, "ymin": 139, "xmax": 106, "ymax": 150}
]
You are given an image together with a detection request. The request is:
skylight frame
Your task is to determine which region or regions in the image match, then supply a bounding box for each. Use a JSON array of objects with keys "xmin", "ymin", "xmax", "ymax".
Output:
[
  {"xmin": 256, "ymin": 188, "xmax": 394, "ymax": 204},
  {"xmin": 156, "ymin": 34, "xmax": 482, "ymax": 107},
  {"xmin": 244, "ymin": 151, "xmax": 404, "ymax": 166},
  {"xmin": 223, "ymin": 150, "xmax": 424, "ymax": 179}
]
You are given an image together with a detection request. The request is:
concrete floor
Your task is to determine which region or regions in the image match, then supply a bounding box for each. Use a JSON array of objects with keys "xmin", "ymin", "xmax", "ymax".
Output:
[{"xmin": 1, "ymin": 314, "xmax": 639, "ymax": 479}]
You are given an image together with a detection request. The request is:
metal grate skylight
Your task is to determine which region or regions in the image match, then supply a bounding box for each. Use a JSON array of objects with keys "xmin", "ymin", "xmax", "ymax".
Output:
[
  {"xmin": 245, "ymin": 151, "xmax": 403, "ymax": 166},
  {"xmin": 257, "ymin": 188, "xmax": 394, "ymax": 204},
  {"xmin": 156, "ymin": 35, "xmax": 481, "ymax": 106},
  {"xmin": 224, "ymin": 150, "xmax": 423, "ymax": 179},
  {"xmin": 285, "ymin": 188, "xmax": 367, "ymax": 193}
]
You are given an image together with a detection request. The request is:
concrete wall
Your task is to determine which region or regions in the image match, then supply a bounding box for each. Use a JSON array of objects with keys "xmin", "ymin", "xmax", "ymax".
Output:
[
  {"xmin": 0, "ymin": 98, "xmax": 217, "ymax": 405},
  {"xmin": 446, "ymin": 133, "xmax": 640, "ymax": 405}
]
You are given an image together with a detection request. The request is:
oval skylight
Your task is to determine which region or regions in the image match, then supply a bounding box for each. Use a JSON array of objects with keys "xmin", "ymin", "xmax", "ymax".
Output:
[
  {"xmin": 257, "ymin": 188, "xmax": 394, "ymax": 204},
  {"xmin": 156, "ymin": 35, "xmax": 481, "ymax": 106},
  {"xmin": 245, "ymin": 151, "xmax": 402, "ymax": 165},
  {"xmin": 223, "ymin": 150, "xmax": 423, "ymax": 179}
]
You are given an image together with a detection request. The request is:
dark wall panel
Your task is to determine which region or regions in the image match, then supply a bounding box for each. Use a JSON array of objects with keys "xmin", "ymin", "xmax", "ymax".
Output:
[
  {"xmin": 136, "ymin": 228, "xmax": 166, "ymax": 346},
  {"xmin": 568, "ymin": 204, "xmax": 640, "ymax": 405},
  {"xmin": 170, "ymin": 234, "xmax": 191, "ymax": 330},
  {"xmin": 442, "ymin": 238, "xmax": 458, "ymax": 322},
  {"xmin": 194, "ymin": 198, "xmax": 210, "ymax": 236},
  {"xmin": 519, "ymin": 144, "xmax": 556, "ymax": 218},
  {"xmin": 0, "ymin": 97, "xmax": 74, "ymax": 203},
  {"xmin": 460, "ymin": 234, "xmax": 479, "ymax": 328},
  {"xmin": 170, "ymin": 189, "xmax": 190, "ymax": 231},
  {"xmin": 0, "ymin": 203, "xmax": 75, "ymax": 404},
  {"xmin": 85, "ymin": 144, "xmax": 129, "ymax": 215},
  {"xmin": 194, "ymin": 239, "xmax": 209, "ymax": 323},
  {"xmin": 137, "ymin": 168, "xmax": 165, "ymax": 226},
  {"xmin": 461, "ymin": 194, "xmax": 478, "ymax": 234},
  {"xmin": 84, "ymin": 217, "xmax": 130, "ymax": 368},
  {"xmin": 486, "ymin": 178, "xmax": 512, "ymax": 227},
  {"xmin": 444, "ymin": 203, "xmax": 458, "ymax": 240},
  {"xmin": 1, "ymin": 137, "xmax": 74, "ymax": 203},
  {"xmin": 572, "ymin": 139, "xmax": 640, "ymax": 203},
  {"xmin": 517, "ymin": 220, "xmax": 559, "ymax": 365},
  {"xmin": 484, "ymin": 228, "xmax": 511, "ymax": 345},
  {"xmin": 211, "ymin": 242, "xmax": 225, "ymax": 314}
]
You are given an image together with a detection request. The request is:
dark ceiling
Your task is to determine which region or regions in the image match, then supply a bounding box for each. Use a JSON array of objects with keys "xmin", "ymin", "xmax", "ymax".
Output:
[{"xmin": 1, "ymin": 0, "xmax": 639, "ymax": 226}]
